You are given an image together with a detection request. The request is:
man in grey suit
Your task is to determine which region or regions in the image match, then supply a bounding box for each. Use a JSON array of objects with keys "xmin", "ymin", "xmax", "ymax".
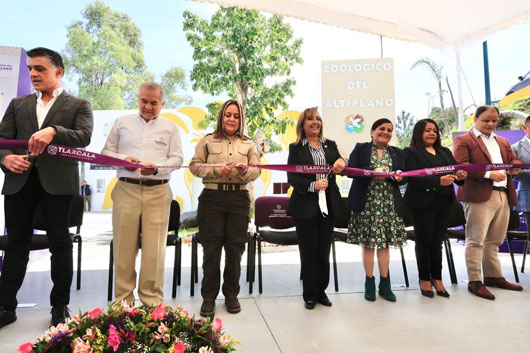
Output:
[
  {"xmin": 512, "ymin": 115, "xmax": 530, "ymax": 230},
  {"xmin": 0, "ymin": 48, "xmax": 93, "ymax": 328}
]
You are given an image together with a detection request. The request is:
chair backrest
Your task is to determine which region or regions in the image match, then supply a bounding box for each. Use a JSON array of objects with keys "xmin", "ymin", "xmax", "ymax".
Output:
[
  {"xmin": 508, "ymin": 209, "xmax": 521, "ymax": 231},
  {"xmin": 255, "ymin": 196, "xmax": 294, "ymax": 230},
  {"xmin": 333, "ymin": 197, "xmax": 350, "ymax": 229},
  {"xmin": 34, "ymin": 194, "xmax": 85, "ymax": 231},
  {"xmin": 447, "ymin": 201, "xmax": 466, "ymax": 228},
  {"xmin": 168, "ymin": 200, "xmax": 181, "ymax": 233},
  {"xmin": 401, "ymin": 208, "xmax": 413, "ymax": 227}
]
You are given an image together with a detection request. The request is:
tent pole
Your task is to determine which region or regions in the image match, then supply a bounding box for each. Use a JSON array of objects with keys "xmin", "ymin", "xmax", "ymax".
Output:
[
  {"xmin": 483, "ymin": 41, "xmax": 491, "ymax": 105},
  {"xmin": 456, "ymin": 50, "xmax": 464, "ymax": 131},
  {"xmin": 380, "ymin": 35, "xmax": 383, "ymax": 58}
]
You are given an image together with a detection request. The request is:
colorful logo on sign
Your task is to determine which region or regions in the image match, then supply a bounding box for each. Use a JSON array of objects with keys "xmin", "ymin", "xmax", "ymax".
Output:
[{"xmin": 345, "ymin": 114, "xmax": 364, "ymax": 133}]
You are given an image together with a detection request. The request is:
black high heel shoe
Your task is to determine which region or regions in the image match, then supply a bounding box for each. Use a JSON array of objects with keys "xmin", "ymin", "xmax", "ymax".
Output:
[
  {"xmin": 431, "ymin": 280, "xmax": 450, "ymax": 298},
  {"xmin": 304, "ymin": 301, "xmax": 315, "ymax": 310},
  {"xmin": 419, "ymin": 281, "xmax": 434, "ymax": 298}
]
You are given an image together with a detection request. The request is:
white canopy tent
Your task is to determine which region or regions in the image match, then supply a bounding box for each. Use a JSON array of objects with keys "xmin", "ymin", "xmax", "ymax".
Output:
[{"xmin": 194, "ymin": 0, "xmax": 530, "ymax": 128}]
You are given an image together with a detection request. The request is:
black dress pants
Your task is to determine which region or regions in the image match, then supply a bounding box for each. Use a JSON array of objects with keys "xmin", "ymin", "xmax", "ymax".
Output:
[
  {"xmin": 0, "ymin": 167, "xmax": 73, "ymax": 310},
  {"xmin": 197, "ymin": 189, "xmax": 250, "ymax": 300},
  {"xmin": 410, "ymin": 195, "xmax": 452, "ymax": 281},
  {"xmin": 295, "ymin": 213, "xmax": 334, "ymax": 302}
]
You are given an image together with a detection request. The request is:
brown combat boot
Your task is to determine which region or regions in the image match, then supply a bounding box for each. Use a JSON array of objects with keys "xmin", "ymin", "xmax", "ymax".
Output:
[
  {"xmin": 225, "ymin": 297, "xmax": 241, "ymax": 314},
  {"xmin": 200, "ymin": 299, "xmax": 215, "ymax": 318}
]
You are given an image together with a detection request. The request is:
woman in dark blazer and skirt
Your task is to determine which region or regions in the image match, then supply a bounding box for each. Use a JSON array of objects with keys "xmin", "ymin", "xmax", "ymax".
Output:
[
  {"xmin": 404, "ymin": 119, "xmax": 467, "ymax": 297},
  {"xmin": 287, "ymin": 107, "xmax": 345, "ymax": 310}
]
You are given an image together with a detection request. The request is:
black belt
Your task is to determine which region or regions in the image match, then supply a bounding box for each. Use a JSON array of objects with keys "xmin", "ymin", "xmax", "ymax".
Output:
[
  {"xmin": 218, "ymin": 183, "xmax": 242, "ymax": 191},
  {"xmin": 119, "ymin": 177, "xmax": 168, "ymax": 186},
  {"xmin": 492, "ymin": 186, "xmax": 507, "ymax": 192}
]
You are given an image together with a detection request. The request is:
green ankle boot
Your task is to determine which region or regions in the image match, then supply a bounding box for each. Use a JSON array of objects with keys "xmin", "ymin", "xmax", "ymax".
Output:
[
  {"xmin": 379, "ymin": 275, "xmax": 396, "ymax": 302},
  {"xmin": 364, "ymin": 276, "xmax": 376, "ymax": 301}
]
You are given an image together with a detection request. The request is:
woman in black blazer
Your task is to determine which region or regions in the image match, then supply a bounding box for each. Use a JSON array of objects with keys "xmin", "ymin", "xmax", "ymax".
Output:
[
  {"xmin": 404, "ymin": 119, "xmax": 467, "ymax": 298},
  {"xmin": 287, "ymin": 107, "xmax": 345, "ymax": 310},
  {"xmin": 347, "ymin": 118, "xmax": 407, "ymax": 302}
]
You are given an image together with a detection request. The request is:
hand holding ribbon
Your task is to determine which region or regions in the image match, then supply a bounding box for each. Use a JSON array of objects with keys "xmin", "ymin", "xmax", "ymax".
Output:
[
  {"xmin": 331, "ymin": 158, "xmax": 345, "ymax": 174},
  {"xmin": 28, "ymin": 127, "xmax": 56, "ymax": 156},
  {"xmin": 234, "ymin": 162, "xmax": 248, "ymax": 174},
  {"xmin": 219, "ymin": 162, "xmax": 232, "ymax": 178},
  {"xmin": 124, "ymin": 157, "xmax": 140, "ymax": 172},
  {"xmin": 440, "ymin": 174, "xmax": 456, "ymax": 186},
  {"xmin": 455, "ymin": 170, "xmax": 467, "ymax": 181},
  {"xmin": 1, "ymin": 154, "xmax": 31, "ymax": 174},
  {"xmin": 140, "ymin": 163, "xmax": 158, "ymax": 176}
]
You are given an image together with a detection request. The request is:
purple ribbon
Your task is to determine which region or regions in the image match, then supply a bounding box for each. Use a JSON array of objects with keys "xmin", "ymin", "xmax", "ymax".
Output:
[
  {"xmin": 0, "ymin": 139, "xmax": 526, "ymax": 177},
  {"xmin": 0, "ymin": 139, "xmax": 144, "ymax": 169},
  {"xmin": 253, "ymin": 163, "xmax": 525, "ymax": 178}
]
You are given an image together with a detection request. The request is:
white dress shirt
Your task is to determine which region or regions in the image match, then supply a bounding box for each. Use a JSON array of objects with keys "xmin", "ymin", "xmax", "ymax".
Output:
[
  {"xmin": 36, "ymin": 87, "xmax": 64, "ymax": 128},
  {"xmin": 101, "ymin": 114, "xmax": 183, "ymax": 179},
  {"xmin": 473, "ymin": 127, "xmax": 507, "ymax": 188}
]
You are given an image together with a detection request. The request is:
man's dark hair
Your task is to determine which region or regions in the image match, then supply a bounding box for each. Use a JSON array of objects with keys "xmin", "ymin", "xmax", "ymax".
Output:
[
  {"xmin": 27, "ymin": 47, "xmax": 64, "ymax": 70},
  {"xmin": 475, "ymin": 105, "xmax": 499, "ymax": 119},
  {"xmin": 525, "ymin": 115, "xmax": 530, "ymax": 125}
]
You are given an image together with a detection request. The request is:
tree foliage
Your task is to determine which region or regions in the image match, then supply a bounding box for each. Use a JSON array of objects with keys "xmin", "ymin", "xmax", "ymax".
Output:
[
  {"xmin": 63, "ymin": 0, "xmax": 190, "ymax": 110},
  {"xmin": 161, "ymin": 67, "xmax": 192, "ymax": 109},
  {"xmin": 183, "ymin": 7, "xmax": 303, "ymax": 152},
  {"xmin": 396, "ymin": 110, "xmax": 416, "ymax": 148}
]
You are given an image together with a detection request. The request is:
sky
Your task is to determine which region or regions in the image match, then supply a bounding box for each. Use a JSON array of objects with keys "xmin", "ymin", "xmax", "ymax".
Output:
[{"xmin": 1, "ymin": 0, "xmax": 530, "ymax": 122}]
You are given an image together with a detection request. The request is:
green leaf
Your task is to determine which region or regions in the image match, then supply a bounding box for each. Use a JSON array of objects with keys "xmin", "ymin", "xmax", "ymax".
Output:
[{"xmin": 183, "ymin": 6, "xmax": 302, "ymax": 152}]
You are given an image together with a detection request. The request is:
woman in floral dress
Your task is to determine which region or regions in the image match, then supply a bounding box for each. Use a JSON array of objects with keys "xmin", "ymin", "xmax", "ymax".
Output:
[{"xmin": 346, "ymin": 118, "xmax": 407, "ymax": 302}]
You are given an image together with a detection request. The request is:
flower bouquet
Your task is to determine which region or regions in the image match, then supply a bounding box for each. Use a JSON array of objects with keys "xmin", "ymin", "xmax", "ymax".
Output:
[{"xmin": 18, "ymin": 302, "xmax": 238, "ymax": 353}]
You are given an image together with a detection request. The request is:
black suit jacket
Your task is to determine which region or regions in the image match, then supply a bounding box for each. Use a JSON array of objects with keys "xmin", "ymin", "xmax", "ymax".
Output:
[
  {"xmin": 403, "ymin": 146, "xmax": 463, "ymax": 209},
  {"xmin": 287, "ymin": 139, "xmax": 344, "ymax": 220},
  {"xmin": 346, "ymin": 142, "xmax": 407, "ymax": 217},
  {"xmin": 0, "ymin": 92, "xmax": 93, "ymax": 195}
]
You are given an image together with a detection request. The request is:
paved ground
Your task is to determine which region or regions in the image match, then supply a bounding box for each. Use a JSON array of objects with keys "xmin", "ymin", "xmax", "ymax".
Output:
[{"xmin": 1, "ymin": 212, "xmax": 529, "ymax": 352}]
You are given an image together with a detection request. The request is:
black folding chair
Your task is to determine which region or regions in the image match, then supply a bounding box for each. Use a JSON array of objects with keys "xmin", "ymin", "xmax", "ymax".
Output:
[{"xmin": 0, "ymin": 194, "xmax": 84, "ymax": 290}]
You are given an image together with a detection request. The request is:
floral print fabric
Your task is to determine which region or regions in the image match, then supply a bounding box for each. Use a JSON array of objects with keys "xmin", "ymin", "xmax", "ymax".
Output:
[{"xmin": 347, "ymin": 145, "xmax": 406, "ymax": 249}]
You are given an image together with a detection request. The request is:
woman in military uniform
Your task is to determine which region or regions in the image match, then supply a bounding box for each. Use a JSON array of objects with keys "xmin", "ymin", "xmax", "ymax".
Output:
[{"xmin": 190, "ymin": 99, "xmax": 260, "ymax": 317}]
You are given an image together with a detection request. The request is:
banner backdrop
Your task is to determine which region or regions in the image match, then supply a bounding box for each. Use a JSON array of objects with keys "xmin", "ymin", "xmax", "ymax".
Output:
[
  {"xmin": 322, "ymin": 58, "xmax": 395, "ymax": 155},
  {"xmin": 0, "ymin": 46, "xmax": 31, "ymax": 240},
  {"xmin": 0, "ymin": 46, "xmax": 31, "ymax": 118}
]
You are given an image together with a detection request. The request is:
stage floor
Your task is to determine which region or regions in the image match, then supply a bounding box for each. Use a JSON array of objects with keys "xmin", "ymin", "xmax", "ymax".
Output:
[{"xmin": 0, "ymin": 212, "xmax": 529, "ymax": 353}]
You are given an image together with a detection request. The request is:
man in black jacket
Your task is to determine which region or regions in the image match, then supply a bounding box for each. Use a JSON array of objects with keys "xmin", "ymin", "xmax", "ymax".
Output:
[{"xmin": 0, "ymin": 47, "xmax": 93, "ymax": 328}]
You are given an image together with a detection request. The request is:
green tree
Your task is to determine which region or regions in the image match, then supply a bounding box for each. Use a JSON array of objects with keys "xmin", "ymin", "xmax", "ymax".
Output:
[
  {"xmin": 63, "ymin": 1, "xmax": 190, "ymax": 110},
  {"xmin": 183, "ymin": 7, "xmax": 303, "ymax": 152},
  {"xmin": 63, "ymin": 0, "xmax": 151, "ymax": 109},
  {"xmin": 411, "ymin": 58, "xmax": 450, "ymax": 135},
  {"xmin": 161, "ymin": 67, "xmax": 192, "ymax": 108},
  {"xmin": 396, "ymin": 110, "xmax": 416, "ymax": 148},
  {"xmin": 429, "ymin": 106, "xmax": 457, "ymax": 135}
]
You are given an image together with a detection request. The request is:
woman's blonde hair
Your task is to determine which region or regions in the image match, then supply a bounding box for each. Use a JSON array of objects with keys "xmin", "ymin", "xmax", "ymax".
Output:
[
  {"xmin": 295, "ymin": 107, "xmax": 325, "ymax": 144},
  {"xmin": 214, "ymin": 99, "xmax": 246, "ymax": 139}
]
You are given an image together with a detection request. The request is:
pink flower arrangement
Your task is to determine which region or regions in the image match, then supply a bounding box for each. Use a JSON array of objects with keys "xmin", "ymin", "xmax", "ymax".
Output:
[
  {"xmin": 212, "ymin": 318, "xmax": 222, "ymax": 332},
  {"xmin": 17, "ymin": 342, "xmax": 33, "ymax": 353},
  {"xmin": 89, "ymin": 308, "xmax": 103, "ymax": 320},
  {"xmin": 18, "ymin": 302, "xmax": 239, "ymax": 353}
]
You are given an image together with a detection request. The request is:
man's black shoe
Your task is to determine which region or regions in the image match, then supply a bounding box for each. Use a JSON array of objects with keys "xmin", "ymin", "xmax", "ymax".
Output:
[
  {"xmin": 50, "ymin": 305, "xmax": 71, "ymax": 327},
  {"xmin": 0, "ymin": 307, "xmax": 17, "ymax": 329}
]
